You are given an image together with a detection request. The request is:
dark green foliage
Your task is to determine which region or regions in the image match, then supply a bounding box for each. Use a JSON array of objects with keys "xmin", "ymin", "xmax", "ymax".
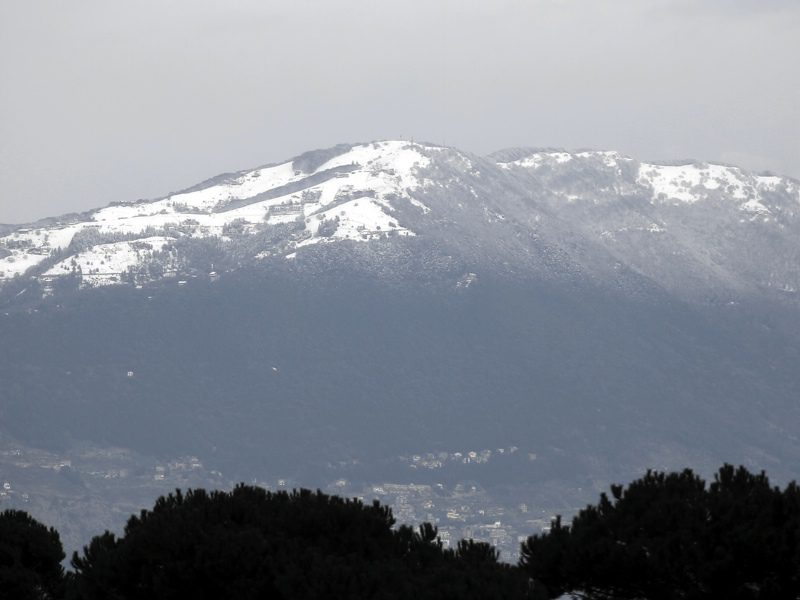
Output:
[
  {"xmin": 0, "ymin": 510, "xmax": 65, "ymax": 600},
  {"xmin": 9, "ymin": 466, "xmax": 800, "ymax": 599},
  {"xmin": 70, "ymin": 485, "xmax": 531, "ymax": 600},
  {"xmin": 520, "ymin": 465, "xmax": 800, "ymax": 599},
  {"xmin": 455, "ymin": 538, "xmax": 501, "ymax": 566}
]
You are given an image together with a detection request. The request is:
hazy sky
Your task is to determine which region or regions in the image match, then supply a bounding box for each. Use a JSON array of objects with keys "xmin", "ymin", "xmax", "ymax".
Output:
[{"xmin": 1, "ymin": 0, "xmax": 798, "ymax": 223}]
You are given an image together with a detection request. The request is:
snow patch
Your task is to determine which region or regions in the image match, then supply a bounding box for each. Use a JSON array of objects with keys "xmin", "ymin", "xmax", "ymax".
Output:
[
  {"xmin": 740, "ymin": 199, "xmax": 771, "ymax": 214},
  {"xmin": 636, "ymin": 163, "xmax": 792, "ymax": 218},
  {"xmin": 575, "ymin": 150, "xmax": 630, "ymax": 168},
  {"xmin": 297, "ymin": 197, "xmax": 414, "ymax": 249},
  {"xmin": 409, "ymin": 197, "xmax": 431, "ymax": 214},
  {"xmin": 43, "ymin": 237, "xmax": 176, "ymax": 287},
  {"xmin": 500, "ymin": 151, "xmax": 573, "ymax": 170},
  {"xmin": 0, "ymin": 224, "xmax": 84, "ymax": 278},
  {"xmin": 166, "ymin": 162, "xmax": 299, "ymax": 212},
  {"xmin": 756, "ymin": 175, "xmax": 783, "ymax": 190}
]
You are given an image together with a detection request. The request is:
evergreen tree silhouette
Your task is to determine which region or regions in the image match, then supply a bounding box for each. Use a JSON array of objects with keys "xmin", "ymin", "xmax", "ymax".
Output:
[
  {"xmin": 520, "ymin": 464, "xmax": 800, "ymax": 599},
  {"xmin": 69, "ymin": 485, "xmax": 531, "ymax": 599},
  {"xmin": 0, "ymin": 509, "xmax": 65, "ymax": 600}
]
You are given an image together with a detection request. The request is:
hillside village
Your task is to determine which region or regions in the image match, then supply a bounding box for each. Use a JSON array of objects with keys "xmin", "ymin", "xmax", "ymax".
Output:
[{"xmin": 0, "ymin": 435, "xmax": 569, "ymax": 562}]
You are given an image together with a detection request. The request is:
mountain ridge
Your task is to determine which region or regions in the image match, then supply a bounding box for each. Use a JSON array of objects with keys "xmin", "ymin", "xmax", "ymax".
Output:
[
  {"xmin": 1, "ymin": 140, "xmax": 798, "ymax": 309},
  {"xmin": 5, "ymin": 141, "xmax": 798, "ymax": 229}
]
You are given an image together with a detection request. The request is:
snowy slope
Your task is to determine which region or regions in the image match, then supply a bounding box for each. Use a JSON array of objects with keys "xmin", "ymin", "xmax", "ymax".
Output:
[
  {"xmin": 494, "ymin": 148, "xmax": 800, "ymax": 299},
  {"xmin": 42, "ymin": 237, "xmax": 177, "ymax": 287},
  {"xmin": 497, "ymin": 148, "xmax": 800, "ymax": 215},
  {"xmin": 0, "ymin": 141, "xmax": 432, "ymax": 287},
  {"xmin": 1, "ymin": 141, "xmax": 799, "ymax": 300}
]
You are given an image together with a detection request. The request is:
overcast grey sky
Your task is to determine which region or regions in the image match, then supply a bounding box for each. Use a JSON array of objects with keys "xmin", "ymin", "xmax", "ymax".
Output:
[{"xmin": 1, "ymin": 0, "xmax": 798, "ymax": 224}]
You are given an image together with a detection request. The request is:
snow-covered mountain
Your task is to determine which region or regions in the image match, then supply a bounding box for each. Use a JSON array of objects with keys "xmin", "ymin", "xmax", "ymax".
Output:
[
  {"xmin": 2, "ymin": 140, "xmax": 798, "ymax": 302},
  {"xmin": 3, "ymin": 141, "xmax": 800, "ymax": 558}
]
